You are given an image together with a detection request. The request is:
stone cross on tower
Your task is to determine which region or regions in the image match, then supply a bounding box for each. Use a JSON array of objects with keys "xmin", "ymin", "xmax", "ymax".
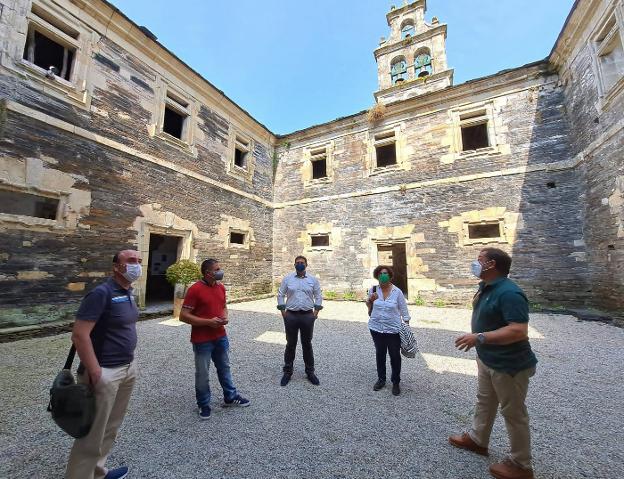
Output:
[{"xmin": 374, "ymin": 0, "xmax": 454, "ymax": 104}]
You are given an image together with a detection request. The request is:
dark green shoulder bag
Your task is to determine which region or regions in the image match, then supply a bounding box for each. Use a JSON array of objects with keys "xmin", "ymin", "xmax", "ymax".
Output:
[{"xmin": 47, "ymin": 345, "xmax": 95, "ymax": 438}]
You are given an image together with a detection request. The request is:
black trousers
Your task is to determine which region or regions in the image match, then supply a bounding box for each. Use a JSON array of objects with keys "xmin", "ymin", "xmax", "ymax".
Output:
[
  {"xmin": 283, "ymin": 310, "xmax": 316, "ymax": 374},
  {"xmin": 370, "ymin": 329, "xmax": 401, "ymax": 384}
]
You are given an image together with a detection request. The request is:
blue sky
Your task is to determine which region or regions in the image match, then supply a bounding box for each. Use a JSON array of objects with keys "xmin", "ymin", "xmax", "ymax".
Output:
[{"xmin": 111, "ymin": 0, "xmax": 575, "ymax": 134}]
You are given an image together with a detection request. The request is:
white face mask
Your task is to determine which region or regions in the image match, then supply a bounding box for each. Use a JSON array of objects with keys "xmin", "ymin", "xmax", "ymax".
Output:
[
  {"xmin": 122, "ymin": 263, "xmax": 142, "ymax": 283},
  {"xmin": 471, "ymin": 260, "xmax": 483, "ymax": 278}
]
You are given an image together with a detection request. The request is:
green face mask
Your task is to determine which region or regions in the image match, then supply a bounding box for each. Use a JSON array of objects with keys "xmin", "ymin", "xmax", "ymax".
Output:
[{"xmin": 379, "ymin": 273, "xmax": 390, "ymax": 284}]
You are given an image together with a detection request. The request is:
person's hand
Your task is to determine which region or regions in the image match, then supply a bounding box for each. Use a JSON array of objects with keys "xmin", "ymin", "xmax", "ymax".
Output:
[
  {"xmin": 455, "ymin": 333, "xmax": 478, "ymax": 352},
  {"xmin": 217, "ymin": 317, "xmax": 229, "ymax": 326},
  {"xmin": 207, "ymin": 317, "xmax": 225, "ymax": 328},
  {"xmin": 369, "ymin": 293, "xmax": 378, "ymax": 302},
  {"xmin": 87, "ymin": 366, "xmax": 102, "ymax": 386},
  {"xmin": 313, "ymin": 310, "xmax": 319, "ymax": 319},
  {"xmin": 281, "ymin": 310, "xmax": 286, "ymax": 319}
]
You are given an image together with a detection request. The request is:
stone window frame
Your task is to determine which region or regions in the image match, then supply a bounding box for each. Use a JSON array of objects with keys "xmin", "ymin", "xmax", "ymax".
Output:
[
  {"xmin": 450, "ymin": 102, "xmax": 501, "ymax": 159},
  {"xmin": 307, "ymin": 232, "xmax": 332, "ymax": 252},
  {"xmin": 590, "ymin": 6, "xmax": 624, "ymax": 108},
  {"xmin": 0, "ymin": 184, "xmax": 69, "ymax": 230},
  {"xmin": 228, "ymin": 228, "xmax": 250, "ymax": 250},
  {"xmin": 226, "ymin": 128, "xmax": 255, "ymax": 183},
  {"xmin": 366, "ymin": 124, "xmax": 408, "ymax": 177},
  {"xmin": 3, "ymin": 0, "xmax": 95, "ymax": 107},
  {"xmin": 152, "ymin": 81, "xmax": 198, "ymax": 155},
  {"xmin": 303, "ymin": 141, "xmax": 335, "ymax": 187},
  {"xmin": 461, "ymin": 218, "xmax": 508, "ymax": 246}
]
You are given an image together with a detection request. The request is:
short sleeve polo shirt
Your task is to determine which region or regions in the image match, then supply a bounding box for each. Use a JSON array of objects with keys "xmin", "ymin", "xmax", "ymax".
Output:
[
  {"xmin": 75, "ymin": 278, "xmax": 138, "ymax": 368},
  {"xmin": 471, "ymin": 277, "xmax": 537, "ymax": 375}
]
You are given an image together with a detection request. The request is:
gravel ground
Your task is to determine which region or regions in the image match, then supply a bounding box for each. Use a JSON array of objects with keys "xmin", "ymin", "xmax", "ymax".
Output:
[{"xmin": 1, "ymin": 298, "xmax": 623, "ymax": 479}]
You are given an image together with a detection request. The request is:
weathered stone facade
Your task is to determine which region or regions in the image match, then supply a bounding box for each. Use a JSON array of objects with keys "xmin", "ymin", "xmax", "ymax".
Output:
[{"xmin": 0, "ymin": 0, "xmax": 622, "ymax": 328}]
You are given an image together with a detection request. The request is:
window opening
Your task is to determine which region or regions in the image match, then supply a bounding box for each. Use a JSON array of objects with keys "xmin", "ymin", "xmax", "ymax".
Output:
[
  {"xmin": 311, "ymin": 235, "xmax": 330, "ymax": 247},
  {"xmin": 468, "ymin": 223, "xmax": 501, "ymax": 240},
  {"xmin": 310, "ymin": 148, "xmax": 328, "ymax": 179},
  {"xmin": 234, "ymin": 136, "xmax": 250, "ymax": 169},
  {"xmin": 0, "ymin": 190, "xmax": 59, "ymax": 220},
  {"xmin": 391, "ymin": 59, "xmax": 408, "ymax": 85},
  {"xmin": 461, "ymin": 123, "xmax": 489, "ymax": 151},
  {"xmin": 401, "ymin": 23, "xmax": 415, "ymax": 39},
  {"xmin": 414, "ymin": 53, "xmax": 433, "ymax": 78},
  {"xmin": 23, "ymin": 27, "xmax": 75, "ymax": 81},
  {"xmin": 230, "ymin": 232, "xmax": 246, "ymax": 245},
  {"xmin": 374, "ymin": 131, "xmax": 397, "ymax": 167},
  {"xmin": 163, "ymin": 106, "xmax": 185, "ymax": 139}
]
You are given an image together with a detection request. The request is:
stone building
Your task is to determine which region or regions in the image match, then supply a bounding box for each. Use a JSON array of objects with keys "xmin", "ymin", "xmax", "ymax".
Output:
[{"xmin": 0, "ymin": 0, "xmax": 622, "ymax": 329}]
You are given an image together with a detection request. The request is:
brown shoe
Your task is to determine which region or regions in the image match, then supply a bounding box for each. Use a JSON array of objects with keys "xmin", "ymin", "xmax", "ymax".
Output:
[
  {"xmin": 489, "ymin": 459, "xmax": 534, "ymax": 479},
  {"xmin": 448, "ymin": 433, "xmax": 489, "ymax": 456}
]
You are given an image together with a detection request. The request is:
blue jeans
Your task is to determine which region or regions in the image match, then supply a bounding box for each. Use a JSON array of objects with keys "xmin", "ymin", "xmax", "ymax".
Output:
[{"xmin": 193, "ymin": 336, "xmax": 237, "ymax": 407}]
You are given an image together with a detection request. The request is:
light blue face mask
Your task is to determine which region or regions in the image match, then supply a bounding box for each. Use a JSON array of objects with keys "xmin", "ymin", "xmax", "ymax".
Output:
[
  {"xmin": 122, "ymin": 263, "xmax": 142, "ymax": 283},
  {"xmin": 470, "ymin": 260, "xmax": 483, "ymax": 278}
]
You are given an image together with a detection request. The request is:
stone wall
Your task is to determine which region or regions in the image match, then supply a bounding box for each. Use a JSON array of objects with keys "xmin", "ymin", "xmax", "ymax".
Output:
[
  {"xmin": 552, "ymin": 0, "xmax": 624, "ymax": 316},
  {"xmin": 0, "ymin": 0, "xmax": 274, "ymax": 328},
  {"xmin": 274, "ymin": 66, "xmax": 589, "ymax": 306}
]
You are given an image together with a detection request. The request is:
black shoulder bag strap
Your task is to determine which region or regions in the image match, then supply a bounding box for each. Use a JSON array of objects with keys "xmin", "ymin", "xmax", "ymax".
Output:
[{"xmin": 63, "ymin": 345, "xmax": 77, "ymax": 371}]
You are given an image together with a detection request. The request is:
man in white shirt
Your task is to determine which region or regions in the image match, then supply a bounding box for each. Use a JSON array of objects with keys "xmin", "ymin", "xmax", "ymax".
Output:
[{"xmin": 276, "ymin": 256, "xmax": 323, "ymax": 386}]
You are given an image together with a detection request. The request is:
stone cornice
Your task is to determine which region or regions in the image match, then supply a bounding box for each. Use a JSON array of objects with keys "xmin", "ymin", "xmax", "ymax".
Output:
[
  {"xmin": 549, "ymin": 0, "xmax": 602, "ymax": 70},
  {"xmin": 375, "ymin": 24, "xmax": 447, "ymax": 59},
  {"xmin": 280, "ymin": 61, "xmax": 552, "ymax": 143},
  {"xmin": 386, "ymin": 0, "xmax": 426, "ymax": 25},
  {"xmin": 374, "ymin": 69, "xmax": 453, "ymax": 99}
]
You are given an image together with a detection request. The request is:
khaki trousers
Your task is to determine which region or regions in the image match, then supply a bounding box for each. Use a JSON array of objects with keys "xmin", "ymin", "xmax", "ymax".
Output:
[
  {"xmin": 469, "ymin": 358, "xmax": 535, "ymax": 470},
  {"xmin": 65, "ymin": 361, "xmax": 137, "ymax": 479}
]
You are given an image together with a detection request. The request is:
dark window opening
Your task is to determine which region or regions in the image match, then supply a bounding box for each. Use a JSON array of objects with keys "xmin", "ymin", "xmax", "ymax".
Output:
[
  {"xmin": 468, "ymin": 223, "xmax": 501, "ymax": 240},
  {"xmin": 461, "ymin": 123, "xmax": 489, "ymax": 151},
  {"xmin": 230, "ymin": 232, "xmax": 245, "ymax": 245},
  {"xmin": 234, "ymin": 148, "xmax": 247, "ymax": 168},
  {"xmin": 547, "ymin": 182, "xmax": 556, "ymax": 188},
  {"xmin": 163, "ymin": 106, "xmax": 185, "ymax": 139},
  {"xmin": 0, "ymin": 190, "xmax": 59, "ymax": 220},
  {"xmin": 23, "ymin": 29, "xmax": 75, "ymax": 81},
  {"xmin": 312, "ymin": 157, "xmax": 327, "ymax": 179},
  {"xmin": 311, "ymin": 235, "xmax": 330, "ymax": 247},
  {"xmin": 376, "ymin": 143, "xmax": 397, "ymax": 168},
  {"xmin": 608, "ymin": 244, "xmax": 615, "ymax": 250}
]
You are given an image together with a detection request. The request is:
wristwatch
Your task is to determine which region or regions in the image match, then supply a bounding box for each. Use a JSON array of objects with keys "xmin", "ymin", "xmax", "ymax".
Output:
[{"xmin": 476, "ymin": 333, "xmax": 486, "ymax": 345}]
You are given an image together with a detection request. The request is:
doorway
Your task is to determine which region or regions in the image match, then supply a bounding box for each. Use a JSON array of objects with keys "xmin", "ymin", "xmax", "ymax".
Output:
[
  {"xmin": 377, "ymin": 243, "xmax": 408, "ymax": 296},
  {"xmin": 146, "ymin": 234, "xmax": 181, "ymax": 304}
]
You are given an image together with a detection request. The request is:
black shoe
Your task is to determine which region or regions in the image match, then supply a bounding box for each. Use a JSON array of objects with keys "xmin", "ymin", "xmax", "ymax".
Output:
[
  {"xmin": 306, "ymin": 373, "xmax": 320, "ymax": 385},
  {"xmin": 280, "ymin": 374, "xmax": 292, "ymax": 387},
  {"xmin": 392, "ymin": 383, "xmax": 401, "ymax": 396},
  {"xmin": 373, "ymin": 379, "xmax": 386, "ymax": 391}
]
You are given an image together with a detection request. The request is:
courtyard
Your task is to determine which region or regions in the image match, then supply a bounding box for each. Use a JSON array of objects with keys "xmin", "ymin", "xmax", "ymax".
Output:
[{"xmin": 1, "ymin": 299, "xmax": 623, "ymax": 479}]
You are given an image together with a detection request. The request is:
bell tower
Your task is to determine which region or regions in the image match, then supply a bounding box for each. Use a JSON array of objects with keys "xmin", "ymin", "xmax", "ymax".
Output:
[{"xmin": 374, "ymin": 0, "xmax": 453, "ymax": 104}]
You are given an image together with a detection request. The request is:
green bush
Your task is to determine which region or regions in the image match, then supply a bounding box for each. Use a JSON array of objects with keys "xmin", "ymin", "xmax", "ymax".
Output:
[
  {"xmin": 414, "ymin": 296, "xmax": 425, "ymax": 306},
  {"xmin": 324, "ymin": 290, "xmax": 338, "ymax": 300},
  {"xmin": 433, "ymin": 298, "xmax": 446, "ymax": 308},
  {"xmin": 166, "ymin": 260, "xmax": 202, "ymax": 297},
  {"xmin": 343, "ymin": 290, "xmax": 357, "ymax": 301}
]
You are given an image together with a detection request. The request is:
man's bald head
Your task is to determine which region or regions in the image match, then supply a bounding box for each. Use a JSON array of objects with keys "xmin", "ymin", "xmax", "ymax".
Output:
[{"xmin": 113, "ymin": 250, "xmax": 141, "ymax": 264}]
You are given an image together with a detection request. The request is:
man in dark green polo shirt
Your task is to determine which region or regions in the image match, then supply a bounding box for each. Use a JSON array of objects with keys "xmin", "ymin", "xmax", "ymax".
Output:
[{"xmin": 449, "ymin": 248, "xmax": 537, "ymax": 479}]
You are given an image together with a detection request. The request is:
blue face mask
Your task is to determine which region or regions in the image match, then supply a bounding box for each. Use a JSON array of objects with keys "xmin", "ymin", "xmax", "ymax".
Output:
[{"xmin": 295, "ymin": 263, "xmax": 306, "ymax": 273}]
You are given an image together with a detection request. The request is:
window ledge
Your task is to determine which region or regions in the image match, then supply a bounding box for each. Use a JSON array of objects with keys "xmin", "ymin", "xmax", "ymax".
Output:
[
  {"xmin": 17, "ymin": 60, "xmax": 87, "ymax": 105},
  {"xmin": 309, "ymin": 247, "xmax": 333, "ymax": 252},
  {"xmin": 599, "ymin": 76, "xmax": 624, "ymax": 111},
  {"xmin": 369, "ymin": 164, "xmax": 403, "ymax": 177},
  {"xmin": 459, "ymin": 146, "xmax": 500, "ymax": 158},
  {"xmin": 155, "ymin": 131, "xmax": 197, "ymax": 156},
  {"xmin": 0, "ymin": 213, "xmax": 62, "ymax": 228},
  {"xmin": 305, "ymin": 177, "xmax": 332, "ymax": 186},
  {"xmin": 463, "ymin": 238, "xmax": 508, "ymax": 246}
]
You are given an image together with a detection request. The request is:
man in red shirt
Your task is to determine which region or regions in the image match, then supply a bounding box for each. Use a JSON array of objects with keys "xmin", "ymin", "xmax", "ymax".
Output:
[{"xmin": 179, "ymin": 258, "xmax": 250, "ymax": 420}]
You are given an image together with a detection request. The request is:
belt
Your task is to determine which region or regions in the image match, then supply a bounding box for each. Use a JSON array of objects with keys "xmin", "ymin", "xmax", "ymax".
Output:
[{"xmin": 287, "ymin": 309, "xmax": 313, "ymax": 314}]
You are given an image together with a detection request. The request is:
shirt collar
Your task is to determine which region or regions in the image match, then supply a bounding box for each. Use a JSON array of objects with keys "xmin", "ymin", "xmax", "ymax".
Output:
[
  {"xmin": 482, "ymin": 276, "xmax": 507, "ymax": 289},
  {"xmin": 108, "ymin": 277, "xmax": 132, "ymax": 292}
]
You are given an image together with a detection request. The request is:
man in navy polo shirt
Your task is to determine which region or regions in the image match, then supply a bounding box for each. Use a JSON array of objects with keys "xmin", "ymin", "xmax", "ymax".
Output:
[{"xmin": 65, "ymin": 250, "xmax": 142, "ymax": 479}]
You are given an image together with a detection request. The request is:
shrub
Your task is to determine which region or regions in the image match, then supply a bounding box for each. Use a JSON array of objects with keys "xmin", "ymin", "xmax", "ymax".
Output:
[
  {"xmin": 433, "ymin": 298, "xmax": 446, "ymax": 308},
  {"xmin": 367, "ymin": 103, "xmax": 386, "ymax": 123},
  {"xmin": 414, "ymin": 296, "xmax": 425, "ymax": 306},
  {"xmin": 343, "ymin": 290, "xmax": 357, "ymax": 301},
  {"xmin": 166, "ymin": 260, "xmax": 202, "ymax": 298},
  {"xmin": 324, "ymin": 290, "xmax": 338, "ymax": 300}
]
